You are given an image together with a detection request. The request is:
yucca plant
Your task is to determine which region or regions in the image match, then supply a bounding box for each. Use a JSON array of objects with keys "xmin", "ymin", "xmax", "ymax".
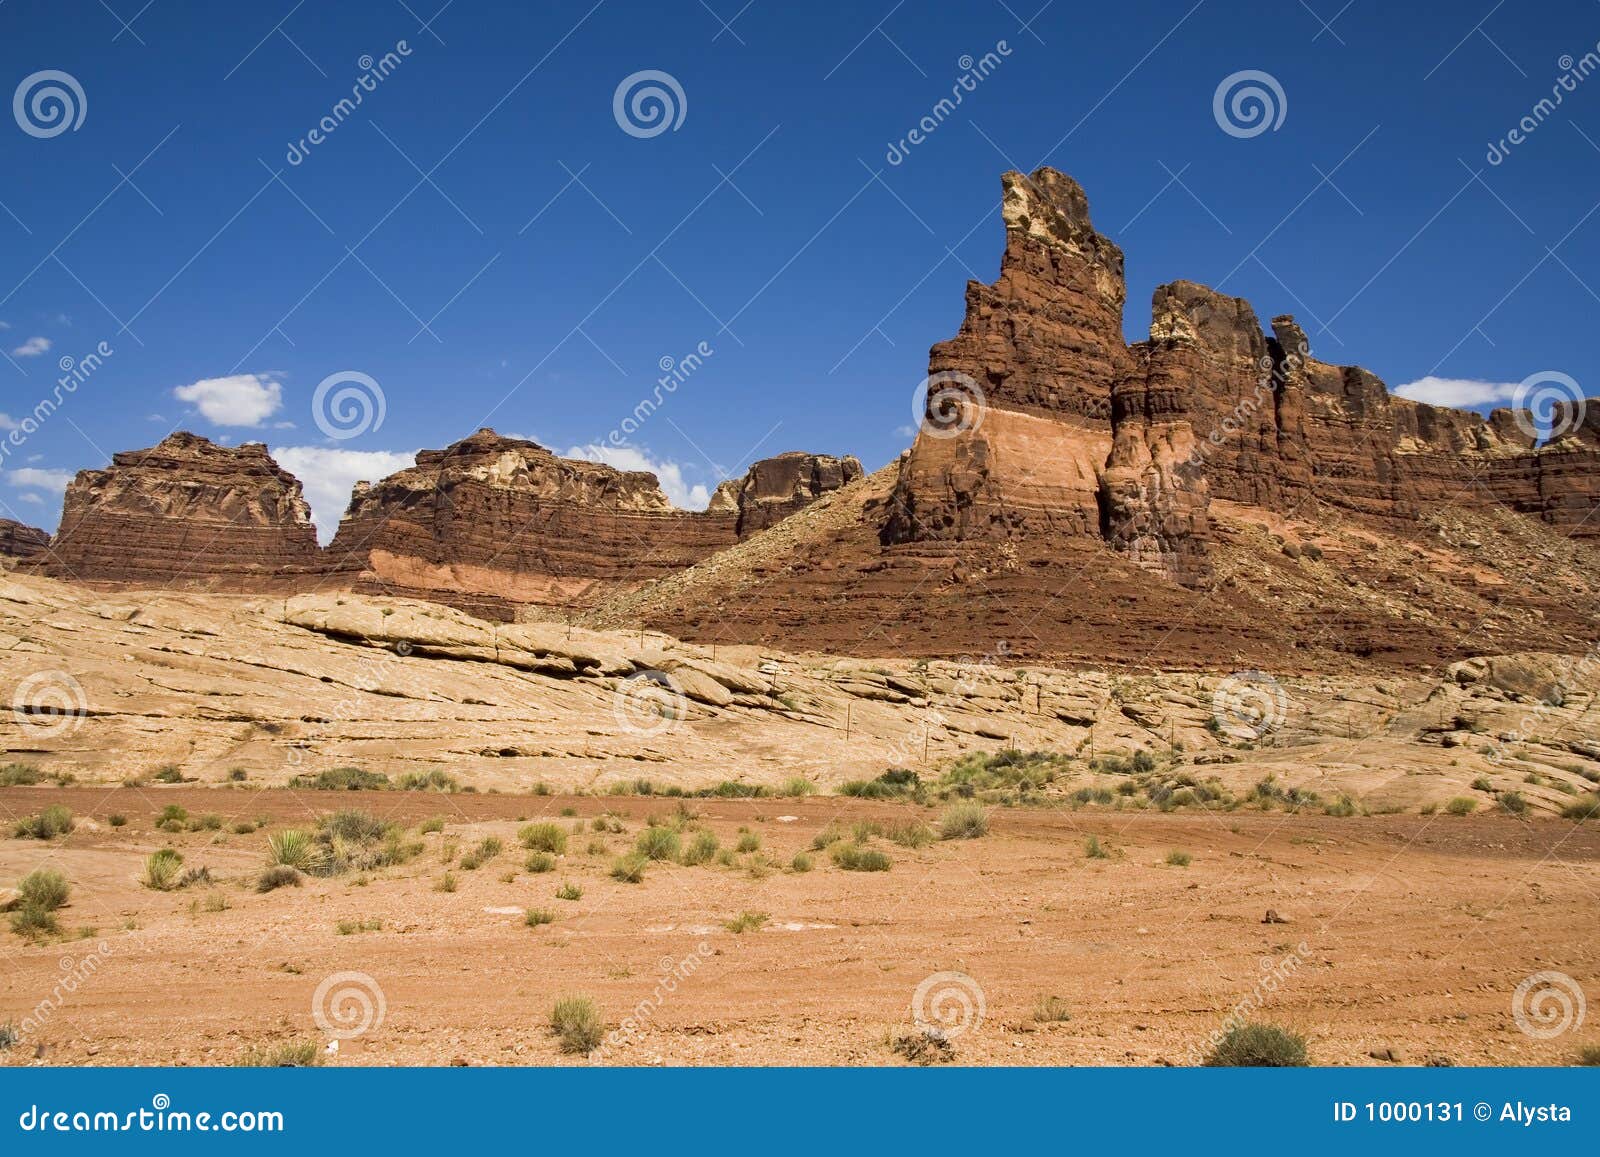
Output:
[{"xmin": 141, "ymin": 848, "xmax": 184, "ymax": 891}]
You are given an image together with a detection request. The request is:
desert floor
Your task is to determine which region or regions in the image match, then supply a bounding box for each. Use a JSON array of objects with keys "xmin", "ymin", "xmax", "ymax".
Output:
[{"xmin": 2, "ymin": 787, "xmax": 1596, "ymax": 1067}]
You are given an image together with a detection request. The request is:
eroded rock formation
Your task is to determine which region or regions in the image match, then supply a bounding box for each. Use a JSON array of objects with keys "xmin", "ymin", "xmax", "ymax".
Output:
[
  {"xmin": 0, "ymin": 518, "xmax": 50, "ymax": 563},
  {"xmin": 709, "ymin": 451, "xmax": 864, "ymax": 537},
  {"xmin": 36, "ymin": 432, "xmax": 320, "ymax": 587}
]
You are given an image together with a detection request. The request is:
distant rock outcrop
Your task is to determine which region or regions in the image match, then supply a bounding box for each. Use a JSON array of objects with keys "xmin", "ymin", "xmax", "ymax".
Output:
[
  {"xmin": 0, "ymin": 518, "xmax": 50, "ymax": 564},
  {"xmin": 36, "ymin": 432, "xmax": 320, "ymax": 587},
  {"xmin": 324, "ymin": 430, "xmax": 861, "ymax": 616}
]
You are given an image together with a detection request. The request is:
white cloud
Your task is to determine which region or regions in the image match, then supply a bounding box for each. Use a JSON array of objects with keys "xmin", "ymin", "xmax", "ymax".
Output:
[
  {"xmin": 271, "ymin": 445, "xmax": 416, "ymax": 545},
  {"xmin": 1393, "ymin": 376, "xmax": 1519, "ymax": 409},
  {"xmin": 12, "ymin": 336, "xmax": 51, "ymax": 357},
  {"xmin": 173, "ymin": 373, "xmax": 283, "ymax": 427},
  {"xmin": 5, "ymin": 467, "xmax": 74, "ymax": 494},
  {"xmin": 16, "ymin": 492, "xmax": 42, "ymax": 505},
  {"xmin": 0, "ymin": 413, "xmax": 18, "ymax": 430},
  {"xmin": 567, "ymin": 443, "xmax": 711, "ymax": 510},
  {"xmin": 0, "ymin": 320, "xmax": 10, "ymax": 330}
]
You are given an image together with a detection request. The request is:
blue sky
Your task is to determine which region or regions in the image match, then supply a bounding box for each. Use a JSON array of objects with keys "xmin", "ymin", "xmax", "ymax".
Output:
[{"xmin": 2, "ymin": 0, "xmax": 1598, "ymax": 539}]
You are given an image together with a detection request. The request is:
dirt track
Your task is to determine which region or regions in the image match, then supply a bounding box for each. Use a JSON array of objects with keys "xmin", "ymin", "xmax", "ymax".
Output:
[{"xmin": 3, "ymin": 788, "xmax": 1597, "ymax": 1067}]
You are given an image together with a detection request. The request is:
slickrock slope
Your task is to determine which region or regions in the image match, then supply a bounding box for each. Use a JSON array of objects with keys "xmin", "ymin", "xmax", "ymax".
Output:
[
  {"xmin": 324, "ymin": 430, "xmax": 860, "ymax": 617},
  {"xmin": 35, "ymin": 432, "xmax": 319, "ymax": 588},
  {"xmin": 0, "ymin": 518, "xmax": 50, "ymax": 563}
]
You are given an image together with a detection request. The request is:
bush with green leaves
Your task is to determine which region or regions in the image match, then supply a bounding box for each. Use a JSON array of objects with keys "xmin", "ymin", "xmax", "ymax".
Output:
[
  {"xmin": 256, "ymin": 865, "xmax": 302, "ymax": 892},
  {"xmin": 1498, "ymin": 791, "xmax": 1528, "ymax": 815},
  {"xmin": 289, "ymin": 766, "xmax": 391, "ymax": 791},
  {"xmin": 141, "ymin": 848, "xmax": 184, "ymax": 891},
  {"xmin": 1561, "ymin": 793, "xmax": 1600, "ymax": 821},
  {"xmin": 1446, "ymin": 796, "xmax": 1478, "ymax": 816},
  {"xmin": 734, "ymin": 829, "xmax": 762, "ymax": 854},
  {"xmin": 1166, "ymin": 850, "xmax": 1192, "ymax": 867},
  {"xmin": 555, "ymin": 881, "xmax": 583, "ymax": 900},
  {"xmin": 525, "ymin": 908, "xmax": 556, "ymax": 927},
  {"xmin": 519, "ymin": 822, "xmax": 568, "ymax": 855},
  {"xmin": 0, "ymin": 763, "xmax": 43, "ymax": 786},
  {"xmin": 679, "ymin": 830, "xmax": 719, "ymax": 866},
  {"xmin": 635, "ymin": 826, "xmax": 681, "ymax": 862},
  {"xmin": 550, "ymin": 996, "xmax": 603, "ymax": 1054},
  {"xmin": 839, "ymin": 768, "xmax": 921, "ymax": 800},
  {"xmin": 1203, "ymin": 1022, "xmax": 1308, "ymax": 1067},
  {"xmin": 940, "ymin": 803, "xmax": 988, "ymax": 840},
  {"xmin": 1083, "ymin": 834, "xmax": 1111, "ymax": 860},
  {"xmin": 13, "ymin": 805, "xmax": 73, "ymax": 840},
  {"xmin": 1032, "ymin": 995, "xmax": 1072, "ymax": 1023},
  {"xmin": 885, "ymin": 820, "xmax": 935, "ymax": 848},
  {"xmin": 790, "ymin": 852, "xmax": 813, "ymax": 873},
  {"xmin": 610, "ymin": 854, "xmax": 648, "ymax": 883},
  {"xmin": 396, "ymin": 769, "xmax": 460, "ymax": 793},
  {"xmin": 831, "ymin": 843, "xmax": 891, "ymax": 872},
  {"xmin": 724, "ymin": 910, "xmax": 768, "ymax": 934},
  {"xmin": 525, "ymin": 851, "xmax": 556, "ymax": 873},
  {"xmin": 779, "ymin": 776, "xmax": 816, "ymax": 797},
  {"xmin": 18, "ymin": 867, "xmax": 70, "ymax": 911},
  {"xmin": 459, "ymin": 836, "xmax": 503, "ymax": 871},
  {"xmin": 234, "ymin": 1040, "xmax": 322, "ymax": 1067}
]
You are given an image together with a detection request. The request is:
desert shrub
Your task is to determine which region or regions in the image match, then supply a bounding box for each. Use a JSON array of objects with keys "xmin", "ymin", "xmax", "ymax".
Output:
[
  {"xmin": 1323, "ymin": 796, "xmax": 1359, "ymax": 818},
  {"xmin": 14, "ymin": 805, "xmax": 74, "ymax": 840},
  {"xmin": 1578, "ymin": 1044, "xmax": 1600, "ymax": 1066},
  {"xmin": 336, "ymin": 918, "xmax": 382, "ymax": 935},
  {"xmin": 941, "ymin": 749, "xmax": 1067, "ymax": 796},
  {"xmin": 256, "ymin": 866, "xmax": 302, "ymax": 892},
  {"xmin": 234, "ymin": 1040, "xmax": 322, "ymax": 1067},
  {"xmin": 555, "ymin": 881, "xmax": 582, "ymax": 900},
  {"xmin": 839, "ymin": 768, "xmax": 921, "ymax": 800},
  {"xmin": 108, "ymin": 814, "xmax": 128, "ymax": 827},
  {"xmin": 0, "ymin": 763, "xmax": 43, "ymax": 786},
  {"xmin": 890, "ymin": 1027, "xmax": 954, "ymax": 1065},
  {"xmin": 228, "ymin": 767, "xmax": 248, "ymax": 782},
  {"xmin": 232, "ymin": 821, "xmax": 256, "ymax": 834},
  {"xmin": 1471, "ymin": 776, "xmax": 1494, "ymax": 792},
  {"xmin": 724, "ymin": 910, "xmax": 768, "ymax": 934},
  {"xmin": 811, "ymin": 823, "xmax": 846, "ymax": 850},
  {"xmin": 609, "ymin": 854, "xmax": 648, "ymax": 883},
  {"xmin": 419, "ymin": 816, "xmax": 446, "ymax": 834},
  {"xmin": 191, "ymin": 813, "xmax": 223, "ymax": 832},
  {"xmin": 0, "ymin": 1022, "xmax": 17, "ymax": 1049},
  {"xmin": 850, "ymin": 820, "xmax": 881, "ymax": 843},
  {"xmin": 18, "ymin": 868, "xmax": 70, "ymax": 911},
  {"xmin": 1083, "ymin": 834, "xmax": 1111, "ymax": 860},
  {"xmin": 635, "ymin": 826, "xmax": 681, "ymax": 861},
  {"xmin": 680, "ymin": 830, "xmax": 719, "ymax": 866},
  {"xmin": 585, "ymin": 839, "xmax": 609, "ymax": 856},
  {"xmin": 290, "ymin": 766, "xmax": 390, "ymax": 791},
  {"xmin": 267, "ymin": 829, "xmax": 320, "ymax": 872},
  {"xmin": 790, "ymin": 852, "xmax": 813, "ymax": 872},
  {"xmin": 10, "ymin": 904, "xmax": 59, "ymax": 939},
  {"xmin": 886, "ymin": 820, "xmax": 934, "ymax": 848},
  {"xmin": 1446, "ymin": 797, "xmax": 1478, "ymax": 816},
  {"xmin": 831, "ymin": 843, "xmax": 891, "ymax": 872},
  {"xmin": 525, "ymin": 908, "xmax": 556, "ymax": 927},
  {"xmin": 1032, "ymin": 995, "xmax": 1072, "ymax": 1023},
  {"xmin": 695, "ymin": 781, "xmax": 770, "ymax": 799},
  {"xmin": 1166, "ymin": 850, "xmax": 1192, "ymax": 867},
  {"xmin": 1498, "ymin": 791, "xmax": 1528, "ymax": 815},
  {"xmin": 525, "ymin": 851, "xmax": 556, "ymax": 873},
  {"xmin": 1203, "ymin": 1022, "xmax": 1308, "ymax": 1067},
  {"xmin": 396, "ymin": 769, "xmax": 460, "ymax": 792},
  {"xmin": 779, "ymin": 776, "xmax": 816, "ymax": 797},
  {"xmin": 940, "ymin": 802, "xmax": 988, "ymax": 840},
  {"xmin": 1561, "ymin": 793, "xmax": 1600, "ymax": 821},
  {"xmin": 550, "ymin": 996, "xmax": 603, "ymax": 1054},
  {"xmin": 714, "ymin": 848, "xmax": 737, "ymax": 867},
  {"xmin": 1132, "ymin": 750, "xmax": 1158, "ymax": 773},
  {"xmin": 141, "ymin": 849, "xmax": 184, "ymax": 891},
  {"xmin": 435, "ymin": 872, "xmax": 457, "ymax": 892},
  {"xmin": 153, "ymin": 765, "xmax": 184, "ymax": 783},
  {"xmin": 177, "ymin": 866, "xmax": 213, "ymax": 889},
  {"xmin": 519, "ymin": 823, "xmax": 568, "ymax": 854},
  {"xmin": 735, "ymin": 830, "xmax": 762, "ymax": 854}
]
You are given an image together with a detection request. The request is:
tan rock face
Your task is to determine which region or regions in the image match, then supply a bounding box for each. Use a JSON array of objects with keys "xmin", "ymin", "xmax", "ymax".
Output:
[
  {"xmin": 0, "ymin": 519, "xmax": 50, "ymax": 562},
  {"xmin": 35, "ymin": 432, "xmax": 319, "ymax": 587},
  {"xmin": 713, "ymin": 451, "xmax": 864, "ymax": 537}
]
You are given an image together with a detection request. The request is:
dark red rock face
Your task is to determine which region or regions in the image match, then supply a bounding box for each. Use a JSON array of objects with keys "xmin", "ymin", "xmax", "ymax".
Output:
[
  {"xmin": 36, "ymin": 432, "xmax": 320, "ymax": 587},
  {"xmin": 881, "ymin": 166, "xmax": 1600, "ymax": 587},
  {"xmin": 324, "ymin": 430, "xmax": 864, "ymax": 615},
  {"xmin": 0, "ymin": 518, "xmax": 51, "ymax": 562}
]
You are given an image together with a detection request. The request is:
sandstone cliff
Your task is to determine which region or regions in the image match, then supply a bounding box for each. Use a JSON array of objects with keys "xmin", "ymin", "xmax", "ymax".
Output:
[
  {"xmin": 324, "ymin": 430, "xmax": 861, "ymax": 616},
  {"xmin": 36, "ymin": 432, "xmax": 320, "ymax": 587},
  {"xmin": 0, "ymin": 518, "xmax": 50, "ymax": 563}
]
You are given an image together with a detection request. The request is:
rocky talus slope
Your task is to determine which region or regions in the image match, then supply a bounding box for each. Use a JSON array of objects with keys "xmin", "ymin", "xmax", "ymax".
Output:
[{"xmin": 2, "ymin": 573, "xmax": 1597, "ymax": 814}]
